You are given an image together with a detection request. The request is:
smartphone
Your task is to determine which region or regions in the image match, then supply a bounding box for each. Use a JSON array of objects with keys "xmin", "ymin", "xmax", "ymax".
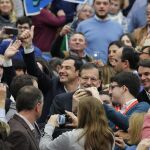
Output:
[{"xmin": 3, "ymin": 27, "xmax": 18, "ymax": 36}]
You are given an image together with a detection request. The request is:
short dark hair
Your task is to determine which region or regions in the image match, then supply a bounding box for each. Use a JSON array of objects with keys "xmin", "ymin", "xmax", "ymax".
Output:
[
  {"xmin": 79, "ymin": 63, "xmax": 101, "ymax": 79},
  {"xmin": 10, "ymin": 74, "xmax": 37, "ymax": 100},
  {"xmin": 12, "ymin": 59, "xmax": 26, "ymax": 73},
  {"xmin": 147, "ymin": 0, "xmax": 150, "ymax": 5},
  {"xmin": 35, "ymin": 57, "xmax": 53, "ymax": 78},
  {"xmin": 139, "ymin": 59, "xmax": 150, "ymax": 68},
  {"xmin": 108, "ymin": 40, "xmax": 124, "ymax": 50},
  {"xmin": 16, "ymin": 86, "xmax": 43, "ymax": 112},
  {"xmin": 111, "ymin": 72, "xmax": 140, "ymax": 97},
  {"xmin": 121, "ymin": 47, "xmax": 139, "ymax": 70},
  {"xmin": 64, "ymin": 56, "xmax": 83, "ymax": 71},
  {"xmin": 16, "ymin": 16, "xmax": 32, "ymax": 27},
  {"xmin": 49, "ymin": 57, "xmax": 62, "ymax": 68},
  {"xmin": 72, "ymin": 32, "xmax": 85, "ymax": 37},
  {"xmin": 120, "ymin": 33, "xmax": 136, "ymax": 48}
]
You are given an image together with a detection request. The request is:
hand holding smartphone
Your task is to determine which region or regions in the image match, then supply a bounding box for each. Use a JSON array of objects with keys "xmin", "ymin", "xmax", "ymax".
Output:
[{"xmin": 3, "ymin": 27, "xmax": 18, "ymax": 36}]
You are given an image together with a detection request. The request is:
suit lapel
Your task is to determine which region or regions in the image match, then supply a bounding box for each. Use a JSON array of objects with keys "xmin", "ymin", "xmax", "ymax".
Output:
[{"xmin": 13, "ymin": 114, "xmax": 39, "ymax": 150}]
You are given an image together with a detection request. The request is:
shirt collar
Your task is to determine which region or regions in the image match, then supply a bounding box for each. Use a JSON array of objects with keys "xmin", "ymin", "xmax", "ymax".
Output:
[
  {"xmin": 69, "ymin": 51, "xmax": 86, "ymax": 58},
  {"xmin": 64, "ymin": 85, "xmax": 80, "ymax": 92},
  {"xmin": 16, "ymin": 113, "xmax": 34, "ymax": 131},
  {"xmin": 146, "ymin": 91, "xmax": 150, "ymax": 99},
  {"xmin": 120, "ymin": 98, "xmax": 137, "ymax": 114},
  {"xmin": 94, "ymin": 15, "xmax": 110, "ymax": 22},
  {"xmin": 125, "ymin": 98, "xmax": 137, "ymax": 107}
]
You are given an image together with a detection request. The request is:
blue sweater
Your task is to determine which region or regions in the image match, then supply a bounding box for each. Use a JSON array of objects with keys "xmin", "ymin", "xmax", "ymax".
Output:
[{"xmin": 77, "ymin": 16, "xmax": 123, "ymax": 64}]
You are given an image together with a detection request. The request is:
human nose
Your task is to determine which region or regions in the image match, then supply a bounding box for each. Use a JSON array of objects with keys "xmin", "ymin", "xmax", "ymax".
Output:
[
  {"xmin": 141, "ymin": 74, "xmax": 146, "ymax": 80},
  {"xmin": 86, "ymin": 78, "xmax": 92, "ymax": 85},
  {"xmin": 109, "ymin": 88, "xmax": 112, "ymax": 95}
]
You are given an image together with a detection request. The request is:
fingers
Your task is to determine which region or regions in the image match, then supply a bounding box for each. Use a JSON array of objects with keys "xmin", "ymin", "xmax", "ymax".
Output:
[
  {"xmin": 60, "ymin": 25, "xmax": 71, "ymax": 36},
  {"xmin": 13, "ymin": 40, "xmax": 22, "ymax": 49},
  {"xmin": 65, "ymin": 110, "xmax": 78, "ymax": 128},
  {"xmin": 74, "ymin": 89, "xmax": 89, "ymax": 96},
  {"xmin": 48, "ymin": 114, "xmax": 59, "ymax": 127},
  {"xmin": 4, "ymin": 40, "xmax": 21, "ymax": 59},
  {"xmin": 19, "ymin": 30, "xmax": 31, "ymax": 40},
  {"xmin": 65, "ymin": 110, "xmax": 76, "ymax": 119},
  {"xmin": 74, "ymin": 91, "xmax": 89, "ymax": 98},
  {"xmin": 115, "ymin": 137, "xmax": 124, "ymax": 147},
  {"xmin": 30, "ymin": 25, "xmax": 34, "ymax": 39},
  {"xmin": 8, "ymin": 40, "xmax": 13, "ymax": 47}
]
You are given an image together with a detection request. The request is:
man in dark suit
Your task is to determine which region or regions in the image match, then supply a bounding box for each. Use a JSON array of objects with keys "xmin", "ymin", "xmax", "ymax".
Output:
[
  {"xmin": 49, "ymin": 63, "xmax": 101, "ymax": 138},
  {"xmin": 50, "ymin": 63, "xmax": 102, "ymax": 115},
  {"xmin": 2, "ymin": 25, "xmax": 83, "ymax": 124},
  {"xmin": 7, "ymin": 86, "xmax": 43, "ymax": 150},
  {"xmin": 138, "ymin": 59, "xmax": 150, "ymax": 104}
]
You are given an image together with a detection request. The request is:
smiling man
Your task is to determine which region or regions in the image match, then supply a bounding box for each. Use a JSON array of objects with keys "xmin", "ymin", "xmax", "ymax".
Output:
[
  {"xmin": 137, "ymin": 59, "xmax": 150, "ymax": 104},
  {"xmin": 51, "ymin": 32, "xmax": 92, "ymax": 63},
  {"xmin": 50, "ymin": 63, "xmax": 101, "ymax": 115}
]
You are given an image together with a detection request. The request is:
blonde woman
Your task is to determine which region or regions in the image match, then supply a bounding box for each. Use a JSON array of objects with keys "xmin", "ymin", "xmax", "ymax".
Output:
[
  {"xmin": 115, "ymin": 113, "xmax": 146, "ymax": 150},
  {"xmin": 40, "ymin": 96, "xmax": 115, "ymax": 150},
  {"xmin": 0, "ymin": 0, "xmax": 16, "ymax": 29}
]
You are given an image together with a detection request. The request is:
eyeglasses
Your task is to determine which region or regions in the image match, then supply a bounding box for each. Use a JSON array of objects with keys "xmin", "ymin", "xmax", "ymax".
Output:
[
  {"xmin": 109, "ymin": 84, "xmax": 119, "ymax": 90},
  {"xmin": 81, "ymin": 9, "xmax": 94, "ymax": 14},
  {"xmin": 17, "ymin": 26, "xmax": 30, "ymax": 30},
  {"xmin": 81, "ymin": 76, "xmax": 98, "ymax": 82}
]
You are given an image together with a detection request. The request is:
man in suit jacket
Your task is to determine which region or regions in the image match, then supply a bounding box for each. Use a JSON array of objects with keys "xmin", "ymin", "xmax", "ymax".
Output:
[
  {"xmin": 50, "ymin": 63, "xmax": 102, "ymax": 115},
  {"xmin": 49, "ymin": 63, "xmax": 101, "ymax": 138},
  {"xmin": 138, "ymin": 59, "xmax": 150, "ymax": 104},
  {"xmin": 7, "ymin": 86, "xmax": 44, "ymax": 150},
  {"xmin": 3, "ymin": 24, "xmax": 83, "ymax": 124}
]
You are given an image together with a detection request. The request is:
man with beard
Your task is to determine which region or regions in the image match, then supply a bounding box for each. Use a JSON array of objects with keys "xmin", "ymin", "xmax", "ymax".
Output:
[{"xmin": 77, "ymin": 0, "xmax": 123, "ymax": 64}]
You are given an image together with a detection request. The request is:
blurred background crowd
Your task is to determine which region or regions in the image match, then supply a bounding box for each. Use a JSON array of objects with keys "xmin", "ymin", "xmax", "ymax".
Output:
[{"xmin": 0, "ymin": 0, "xmax": 150, "ymax": 150}]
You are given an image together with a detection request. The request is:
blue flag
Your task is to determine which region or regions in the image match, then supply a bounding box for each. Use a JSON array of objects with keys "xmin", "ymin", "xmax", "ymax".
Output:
[{"xmin": 24, "ymin": 0, "xmax": 53, "ymax": 16}]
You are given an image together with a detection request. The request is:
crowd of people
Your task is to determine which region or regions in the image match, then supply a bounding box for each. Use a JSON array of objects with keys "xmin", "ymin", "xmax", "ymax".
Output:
[{"xmin": 0, "ymin": 0, "xmax": 150, "ymax": 150}]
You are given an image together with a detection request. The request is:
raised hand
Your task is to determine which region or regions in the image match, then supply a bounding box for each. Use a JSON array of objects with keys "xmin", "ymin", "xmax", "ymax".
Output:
[
  {"xmin": 57, "ymin": 9, "xmax": 66, "ymax": 17},
  {"xmin": 115, "ymin": 136, "xmax": 126, "ymax": 149},
  {"xmin": 48, "ymin": 114, "xmax": 59, "ymax": 127},
  {"xmin": 85, "ymin": 87, "xmax": 102, "ymax": 103},
  {"xmin": 72, "ymin": 89, "xmax": 90, "ymax": 112},
  {"xmin": 19, "ymin": 25, "xmax": 34, "ymax": 49},
  {"xmin": 4, "ymin": 40, "xmax": 22, "ymax": 59},
  {"xmin": 60, "ymin": 25, "xmax": 71, "ymax": 36}
]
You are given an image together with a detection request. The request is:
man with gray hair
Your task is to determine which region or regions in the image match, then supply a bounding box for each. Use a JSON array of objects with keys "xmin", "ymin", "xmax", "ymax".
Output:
[{"xmin": 7, "ymin": 86, "xmax": 43, "ymax": 150}]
